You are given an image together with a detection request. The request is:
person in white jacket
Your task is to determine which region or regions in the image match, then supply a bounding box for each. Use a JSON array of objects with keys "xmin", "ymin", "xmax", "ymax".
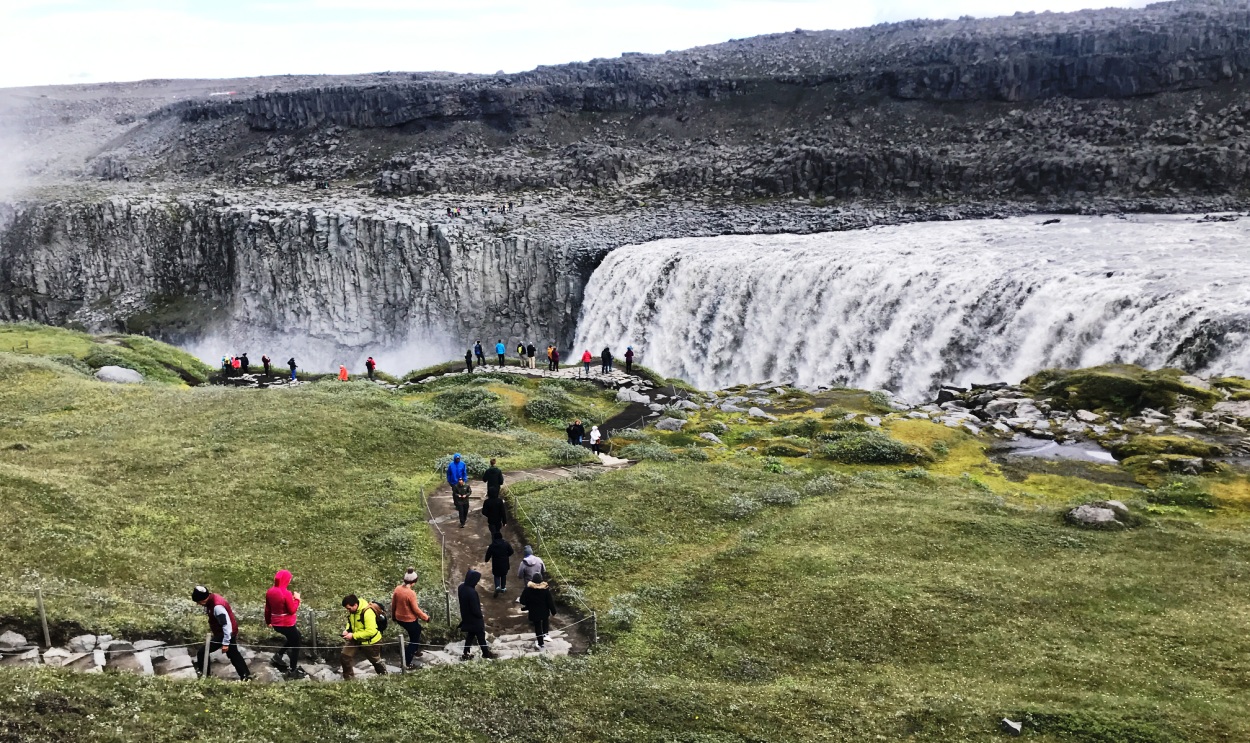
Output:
[{"xmin": 589, "ymin": 425, "xmax": 602, "ymax": 454}]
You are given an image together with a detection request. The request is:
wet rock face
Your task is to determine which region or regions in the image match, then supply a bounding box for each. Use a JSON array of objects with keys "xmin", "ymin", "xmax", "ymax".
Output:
[{"xmin": 0, "ymin": 196, "xmax": 586, "ymax": 355}]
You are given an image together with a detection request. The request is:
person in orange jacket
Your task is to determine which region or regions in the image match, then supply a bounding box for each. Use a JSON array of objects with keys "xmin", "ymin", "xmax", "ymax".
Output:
[
  {"xmin": 392, "ymin": 568, "xmax": 431, "ymax": 668},
  {"xmin": 338, "ymin": 364, "xmax": 348, "ymax": 381}
]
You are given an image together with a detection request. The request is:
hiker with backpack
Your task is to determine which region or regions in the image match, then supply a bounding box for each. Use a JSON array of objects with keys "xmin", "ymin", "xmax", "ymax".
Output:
[
  {"xmin": 264, "ymin": 569, "xmax": 306, "ymax": 679},
  {"xmin": 520, "ymin": 570, "xmax": 557, "ymax": 651},
  {"xmin": 517, "ymin": 342, "xmax": 526, "ymax": 366},
  {"xmin": 339, "ymin": 594, "xmax": 387, "ymax": 678},
  {"xmin": 392, "ymin": 568, "xmax": 430, "ymax": 668},
  {"xmin": 484, "ymin": 534, "xmax": 515, "ymax": 596},
  {"xmin": 191, "ymin": 585, "xmax": 252, "ymax": 681},
  {"xmin": 457, "ymin": 569, "xmax": 494, "ymax": 661},
  {"xmin": 288, "ymin": 357, "xmax": 297, "ymax": 381},
  {"xmin": 365, "ymin": 356, "xmax": 376, "ymax": 380}
]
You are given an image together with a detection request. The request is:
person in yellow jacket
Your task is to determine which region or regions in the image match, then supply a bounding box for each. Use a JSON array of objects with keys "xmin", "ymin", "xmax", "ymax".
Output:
[{"xmin": 339, "ymin": 594, "xmax": 387, "ymax": 678}]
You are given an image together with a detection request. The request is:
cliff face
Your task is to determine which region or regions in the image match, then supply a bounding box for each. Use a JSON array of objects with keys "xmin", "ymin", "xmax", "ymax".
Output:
[{"xmin": 0, "ymin": 197, "xmax": 586, "ymax": 362}]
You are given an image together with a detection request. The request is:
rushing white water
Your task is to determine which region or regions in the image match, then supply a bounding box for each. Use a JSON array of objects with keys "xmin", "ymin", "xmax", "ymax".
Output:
[{"xmin": 573, "ymin": 215, "xmax": 1250, "ymax": 399}]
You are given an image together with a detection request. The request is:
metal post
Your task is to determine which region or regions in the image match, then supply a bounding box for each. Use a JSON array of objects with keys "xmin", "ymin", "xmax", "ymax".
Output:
[
  {"xmin": 201, "ymin": 634, "xmax": 211, "ymax": 678},
  {"xmin": 35, "ymin": 587, "xmax": 50, "ymax": 648},
  {"xmin": 445, "ymin": 591, "xmax": 452, "ymax": 629},
  {"xmin": 309, "ymin": 609, "xmax": 318, "ymax": 661},
  {"xmin": 592, "ymin": 611, "xmax": 598, "ymax": 644}
]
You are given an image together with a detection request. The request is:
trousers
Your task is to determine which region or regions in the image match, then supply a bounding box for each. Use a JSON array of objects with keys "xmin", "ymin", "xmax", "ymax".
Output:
[{"xmin": 196, "ymin": 639, "xmax": 250, "ymax": 680}]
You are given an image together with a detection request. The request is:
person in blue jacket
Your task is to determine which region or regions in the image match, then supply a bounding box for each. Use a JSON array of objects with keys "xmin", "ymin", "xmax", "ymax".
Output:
[
  {"xmin": 495, "ymin": 339, "xmax": 507, "ymax": 367},
  {"xmin": 446, "ymin": 453, "xmax": 468, "ymax": 486}
]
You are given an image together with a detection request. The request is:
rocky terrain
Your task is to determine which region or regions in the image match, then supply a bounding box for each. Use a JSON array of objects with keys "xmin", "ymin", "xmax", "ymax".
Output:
[{"xmin": 4, "ymin": 1, "xmax": 1250, "ymax": 357}]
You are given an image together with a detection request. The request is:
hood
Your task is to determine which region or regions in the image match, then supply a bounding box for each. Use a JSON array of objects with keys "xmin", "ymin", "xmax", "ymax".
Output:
[
  {"xmin": 273, "ymin": 569, "xmax": 292, "ymax": 588},
  {"xmin": 465, "ymin": 569, "xmax": 481, "ymax": 587},
  {"xmin": 491, "ymin": 537, "xmax": 510, "ymax": 549},
  {"xmin": 522, "ymin": 554, "xmax": 541, "ymax": 566},
  {"xmin": 453, "ymin": 453, "xmax": 462, "ymax": 461},
  {"xmin": 527, "ymin": 580, "xmax": 549, "ymax": 590}
]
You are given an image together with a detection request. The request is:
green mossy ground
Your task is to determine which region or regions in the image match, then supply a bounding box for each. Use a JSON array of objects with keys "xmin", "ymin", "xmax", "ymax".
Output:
[
  {"xmin": 1024, "ymin": 364, "xmax": 1220, "ymax": 414},
  {"xmin": 1, "ymin": 324, "xmax": 1249, "ymax": 742}
]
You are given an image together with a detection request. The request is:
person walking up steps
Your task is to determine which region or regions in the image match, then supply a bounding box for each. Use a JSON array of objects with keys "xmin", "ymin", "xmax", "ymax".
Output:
[
  {"xmin": 458, "ymin": 569, "xmax": 495, "ymax": 661},
  {"xmin": 601, "ymin": 347, "xmax": 613, "ymax": 374},
  {"xmin": 392, "ymin": 569, "xmax": 430, "ymax": 668},
  {"xmin": 495, "ymin": 339, "xmax": 507, "ymax": 367},
  {"xmin": 515, "ymin": 545, "xmax": 545, "ymax": 604},
  {"xmin": 566, "ymin": 419, "xmax": 585, "ymax": 446},
  {"xmin": 526, "ymin": 342, "xmax": 536, "ymax": 369},
  {"xmin": 192, "ymin": 586, "xmax": 252, "ymax": 681},
  {"xmin": 474, "ymin": 341, "xmax": 485, "ymax": 368},
  {"xmin": 465, "ymin": 349, "xmax": 475, "ymax": 374},
  {"xmin": 625, "ymin": 346, "xmax": 634, "ymax": 374},
  {"xmin": 288, "ymin": 357, "xmax": 297, "ymax": 381},
  {"xmin": 520, "ymin": 570, "xmax": 557, "ymax": 651},
  {"xmin": 484, "ymin": 534, "xmax": 514, "ymax": 596},
  {"xmin": 452, "ymin": 476, "xmax": 472, "ymax": 527},
  {"xmin": 482, "ymin": 488, "xmax": 508, "ymax": 539},
  {"xmin": 264, "ymin": 570, "xmax": 306, "ymax": 679},
  {"xmin": 581, "ymin": 349, "xmax": 592, "ymax": 377},
  {"xmin": 365, "ymin": 356, "xmax": 376, "ymax": 380},
  {"xmin": 339, "ymin": 595, "xmax": 387, "ymax": 678}
]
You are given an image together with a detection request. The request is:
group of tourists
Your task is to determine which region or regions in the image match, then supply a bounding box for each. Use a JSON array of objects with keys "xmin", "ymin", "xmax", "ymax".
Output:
[
  {"xmin": 220, "ymin": 354, "xmax": 299, "ymax": 381},
  {"xmin": 464, "ymin": 341, "xmax": 635, "ymax": 376},
  {"xmin": 445, "ymin": 201, "xmax": 517, "ymax": 219}
]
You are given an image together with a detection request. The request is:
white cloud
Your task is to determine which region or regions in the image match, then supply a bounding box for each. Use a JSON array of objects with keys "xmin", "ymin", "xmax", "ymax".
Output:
[{"xmin": 0, "ymin": 0, "xmax": 1154, "ymax": 88}]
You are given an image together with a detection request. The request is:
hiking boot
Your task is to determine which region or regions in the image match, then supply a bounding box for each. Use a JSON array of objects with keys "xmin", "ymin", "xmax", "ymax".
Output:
[
  {"xmin": 239, "ymin": 674, "xmax": 254, "ymax": 682},
  {"xmin": 460, "ymin": 652, "xmax": 473, "ymax": 662},
  {"xmin": 481, "ymin": 649, "xmax": 497, "ymax": 660},
  {"xmin": 271, "ymin": 654, "xmax": 289, "ymax": 671},
  {"xmin": 285, "ymin": 666, "xmax": 309, "ymax": 680}
]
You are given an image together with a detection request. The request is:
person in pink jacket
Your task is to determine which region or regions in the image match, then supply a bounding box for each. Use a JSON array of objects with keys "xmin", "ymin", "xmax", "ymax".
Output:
[
  {"xmin": 264, "ymin": 569, "xmax": 306, "ymax": 678},
  {"xmin": 581, "ymin": 349, "xmax": 592, "ymax": 377}
]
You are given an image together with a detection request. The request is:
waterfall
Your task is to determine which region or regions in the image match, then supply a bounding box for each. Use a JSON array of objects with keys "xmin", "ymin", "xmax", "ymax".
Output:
[{"xmin": 573, "ymin": 215, "xmax": 1250, "ymax": 399}]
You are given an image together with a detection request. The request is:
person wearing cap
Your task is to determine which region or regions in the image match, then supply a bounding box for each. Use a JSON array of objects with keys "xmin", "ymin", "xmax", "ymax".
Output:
[
  {"xmin": 392, "ymin": 569, "xmax": 431, "ymax": 668},
  {"xmin": 520, "ymin": 570, "xmax": 557, "ymax": 651},
  {"xmin": 192, "ymin": 585, "xmax": 252, "ymax": 681},
  {"xmin": 340, "ymin": 594, "xmax": 387, "ymax": 678},
  {"xmin": 264, "ymin": 569, "xmax": 305, "ymax": 678}
]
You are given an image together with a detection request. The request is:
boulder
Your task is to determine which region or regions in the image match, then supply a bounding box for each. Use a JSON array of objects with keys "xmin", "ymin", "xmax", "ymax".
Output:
[
  {"xmin": 95, "ymin": 366, "xmax": 144, "ymax": 384},
  {"xmin": 699, "ymin": 432, "xmax": 723, "ymax": 445},
  {"xmin": 0, "ymin": 631, "xmax": 27, "ymax": 651},
  {"xmin": 1066, "ymin": 504, "xmax": 1122, "ymax": 528},
  {"xmin": 748, "ymin": 407, "xmax": 777, "ymax": 421},
  {"xmin": 654, "ymin": 417, "xmax": 687, "ymax": 432},
  {"xmin": 863, "ymin": 416, "xmax": 882, "ymax": 427},
  {"xmin": 720, "ymin": 403, "xmax": 746, "ymax": 413},
  {"xmin": 63, "ymin": 652, "xmax": 98, "ymax": 672},
  {"xmin": 984, "ymin": 398, "xmax": 1019, "ymax": 417},
  {"xmin": 67, "ymin": 634, "xmax": 97, "ymax": 653},
  {"xmin": 615, "ymin": 388, "xmax": 649, "ymax": 404},
  {"xmin": 108, "ymin": 649, "xmax": 154, "ymax": 676},
  {"xmin": 0, "ymin": 649, "xmax": 39, "ymax": 667},
  {"xmin": 41, "ymin": 647, "xmax": 73, "ymax": 667},
  {"xmin": 1075, "ymin": 409, "xmax": 1102, "ymax": 423}
]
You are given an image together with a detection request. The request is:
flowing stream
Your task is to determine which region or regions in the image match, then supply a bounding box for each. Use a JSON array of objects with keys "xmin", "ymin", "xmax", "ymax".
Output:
[{"xmin": 573, "ymin": 215, "xmax": 1250, "ymax": 399}]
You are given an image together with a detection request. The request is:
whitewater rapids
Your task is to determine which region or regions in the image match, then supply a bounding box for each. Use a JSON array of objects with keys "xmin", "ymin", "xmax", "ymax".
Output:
[{"xmin": 573, "ymin": 215, "xmax": 1250, "ymax": 399}]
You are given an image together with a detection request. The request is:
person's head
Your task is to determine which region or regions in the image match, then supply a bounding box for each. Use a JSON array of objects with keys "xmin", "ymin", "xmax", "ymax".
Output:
[
  {"xmin": 191, "ymin": 585, "xmax": 210, "ymax": 605},
  {"xmin": 575, "ymin": 419, "xmax": 581, "ymax": 425},
  {"xmin": 342, "ymin": 594, "xmax": 359, "ymax": 612},
  {"xmin": 524, "ymin": 545, "xmax": 534, "ymax": 557},
  {"xmin": 274, "ymin": 569, "xmax": 292, "ymax": 588},
  {"xmin": 453, "ymin": 454, "xmax": 461, "ymax": 462},
  {"xmin": 591, "ymin": 425, "xmax": 599, "ymax": 431},
  {"xmin": 458, "ymin": 477, "xmax": 465, "ymax": 484},
  {"xmin": 403, "ymin": 568, "xmax": 418, "ymax": 585},
  {"xmin": 490, "ymin": 458, "xmax": 496, "ymax": 465},
  {"xmin": 532, "ymin": 570, "xmax": 546, "ymax": 584}
]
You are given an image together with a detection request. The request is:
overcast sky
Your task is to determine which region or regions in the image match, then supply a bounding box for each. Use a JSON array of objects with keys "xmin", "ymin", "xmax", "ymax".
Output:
[{"xmin": 0, "ymin": 0, "xmax": 1154, "ymax": 88}]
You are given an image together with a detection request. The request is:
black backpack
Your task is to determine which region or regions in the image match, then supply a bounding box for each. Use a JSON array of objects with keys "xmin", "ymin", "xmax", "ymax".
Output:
[{"xmin": 367, "ymin": 600, "xmax": 389, "ymax": 634}]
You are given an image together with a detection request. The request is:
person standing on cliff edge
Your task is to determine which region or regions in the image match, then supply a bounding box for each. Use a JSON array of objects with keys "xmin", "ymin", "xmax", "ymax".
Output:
[
  {"xmin": 365, "ymin": 356, "xmax": 376, "ymax": 380},
  {"xmin": 496, "ymin": 339, "xmax": 507, "ymax": 368},
  {"xmin": 288, "ymin": 357, "xmax": 298, "ymax": 382},
  {"xmin": 526, "ymin": 342, "xmax": 537, "ymax": 369},
  {"xmin": 474, "ymin": 340, "xmax": 485, "ymax": 368},
  {"xmin": 465, "ymin": 349, "xmax": 475, "ymax": 374},
  {"xmin": 625, "ymin": 346, "xmax": 635, "ymax": 374},
  {"xmin": 262, "ymin": 355, "xmax": 272, "ymax": 379}
]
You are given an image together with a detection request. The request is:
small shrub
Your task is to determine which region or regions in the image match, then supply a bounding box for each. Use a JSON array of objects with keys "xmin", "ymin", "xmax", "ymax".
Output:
[
  {"xmin": 818, "ymin": 431, "xmax": 929, "ymax": 465},
  {"xmin": 822, "ymin": 406, "xmax": 851, "ymax": 419},
  {"xmin": 764, "ymin": 442, "xmax": 808, "ymax": 457},
  {"xmin": 805, "ymin": 474, "xmax": 847, "ymax": 496},
  {"xmin": 610, "ymin": 428, "xmax": 648, "ymax": 441},
  {"xmin": 434, "ymin": 453, "xmax": 489, "ymax": 478},
  {"xmin": 931, "ymin": 441, "xmax": 950, "ymax": 458},
  {"xmin": 680, "ymin": 445, "xmax": 710, "ymax": 461},
  {"xmin": 719, "ymin": 494, "xmax": 762, "ymax": 520},
  {"xmin": 432, "ymin": 387, "xmax": 500, "ymax": 417},
  {"xmin": 829, "ymin": 418, "xmax": 874, "ymax": 433},
  {"xmin": 869, "ymin": 390, "xmax": 893, "ymax": 410},
  {"xmin": 619, "ymin": 441, "xmax": 676, "ymax": 462},
  {"xmin": 762, "ymin": 456, "xmax": 786, "ymax": 474},
  {"xmin": 708, "ymin": 421, "xmax": 729, "ymax": 434},
  {"xmin": 756, "ymin": 486, "xmax": 801, "ymax": 506},
  {"xmin": 662, "ymin": 407, "xmax": 689, "ymax": 420},
  {"xmin": 740, "ymin": 430, "xmax": 765, "ymax": 443},
  {"xmin": 549, "ymin": 442, "xmax": 595, "ymax": 464},
  {"xmin": 899, "ymin": 467, "xmax": 930, "ymax": 480},
  {"xmin": 524, "ymin": 396, "xmax": 568, "ymax": 423},
  {"xmin": 455, "ymin": 403, "xmax": 511, "ymax": 431},
  {"xmin": 1146, "ymin": 478, "xmax": 1214, "ymax": 508},
  {"xmin": 605, "ymin": 593, "xmax": 640, "ymax": 631}
]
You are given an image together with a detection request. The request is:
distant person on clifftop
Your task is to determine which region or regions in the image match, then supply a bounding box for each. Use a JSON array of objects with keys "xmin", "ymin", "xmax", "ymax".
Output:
[
  {"xmin": 261, "ymin": 355, "xmax": 272, "ymax": 378},
  {"xmin": 288, "ymin": 357, "xmax": 297, "ymax": 381},
  {"xmin": 526, "ymin": 342, "xmax": 537, "ymax": 368},
  {"xmin": 601, "ymin": 347, "xmax": 613, "ymax": 374},
  {"xmin": 457, "ymin": 569, "xmax": 494, "ymax": 661},
  {"xmin": 221, "ymin": 356, "xmax": 229, "ymax": 373},
  {"xmin": 191, "ymin": 585, "xmax": 252, "ymax": 681},
  {"xmin": 240, "ymin": 353, "xmax": 250, "ymax": 374},
  {"xmin": 517, "ymin": 342, "xmax": 526, "ymax": 366},
  {"xmin": 520, "ymin": 570, "xmax": 557, "ymax": 651},
  {"xmin": 484, "ymin": 534, "xmax": 515, "ymax": 596},
  {"xmin": 551, "ymin": 346, "xmax": 560, "ymax": 371},
  {"xmin": 338, "ymin": 365, "xmax": 349, "ymax": 382},
  {"xmin": 481, "ymin": 488, "xmax": 508, "ymax": 540},
  {"xmin": 625, "ymin": 346, "xmax": 634, "ymax": 374},
  {"xmin": 496, "ymin": 340, "xmax": 507, "ymax": 367},
  {"xmin": 581, "ymin": 349, "xmax": 592, "ymax": 377},
  {"xmin": 474, "ymin": 341, "xmax": 485, "ymax": 367},
  {"xmin": 446, "ymin": 453, "xmax": 468, "ymax": 487},
  {"xmin": 231, "ymin": 356, "xmax": 241, "ymax": 373},
  {"xmin": 264, "ymin": 569, "xmax": 305, "ymax": 679},
  {"xmin": 452, "ymin": 477, "xmax": 472, "ymax": 527},
  {"xmin": 391, "ymin": 568, "xmax": 430, "ymax": 669},
  {"xmin": 483, "ymin": 457, "xmax": 504, "ymax": 499},
  {"xmin": 465, "ymin": 349, "xmax": 475, "ymax": 374},
  {"xmin": 365, "ymin": 356, "xmax": 376, "ymax": 380}
]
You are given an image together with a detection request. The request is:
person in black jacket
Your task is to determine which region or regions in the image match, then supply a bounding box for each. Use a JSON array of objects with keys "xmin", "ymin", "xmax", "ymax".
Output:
[
  {"xmin": 482, "ymin": 458, "xmax": 504, "ymax": 498},
  {"xmin": 601, "ymin": 347, "xmax": 613, "ymax": 374},
  {"xmin": 464, "ymin": 349, "xmax": 474, "ymax": 374},
  {"xmin": 481, "ymin": 490, "xmax": 508, "ymax": 539},
  {"xmin": 520, "ymin": 570, "xmax": 558, "ymax": 650},
  {"xmin": 483, "ymin": 536, "xmax": 515, "ymax": 596},
  {"xmin": 457, "ymin": 569, "xmax": 494, "ymax": 660}
]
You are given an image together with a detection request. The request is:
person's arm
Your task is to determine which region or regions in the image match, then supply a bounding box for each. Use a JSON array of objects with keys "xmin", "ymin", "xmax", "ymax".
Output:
[
  {"xmin": 264, "ymin": 597, "xmax": 272, "ymax": 626},
  {"xmin": 214, "ymin": 605, "xmax": 233, "ymax": 647},
  {"xmin": 415, "ymin": 598, "xmax": 430, "ymax": 622}
]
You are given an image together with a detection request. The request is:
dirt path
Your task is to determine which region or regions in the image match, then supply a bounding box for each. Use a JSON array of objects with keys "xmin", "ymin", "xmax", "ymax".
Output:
[{"xmin": 426, "ymin": 465, "xmax": 621, "ymax": 653}]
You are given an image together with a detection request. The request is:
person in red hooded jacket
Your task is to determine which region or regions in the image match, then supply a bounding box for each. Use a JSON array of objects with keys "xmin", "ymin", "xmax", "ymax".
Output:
[{"xmin": 264, "ymin": 569, "xmax": 306, "ymax": 678}]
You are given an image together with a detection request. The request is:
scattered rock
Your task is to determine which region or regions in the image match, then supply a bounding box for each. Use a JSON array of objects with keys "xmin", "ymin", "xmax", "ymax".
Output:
[
  {"xmin": 94, "ymin": 366, "xmax": 144, "ymax": 384},
  {"xmin": 699, "ymin": 432, "xmax": 723, "ymax": 444},
  {"xmin": 654, "ymin": 417, "xmax": 687, "ymax": 431},
  {"xmin": 748, "ymin": 407, "xmax": 777, "ymax": 421},
  {"xmin": 0, "ymin": 631, "xmax": 27, "ymax": 650}
]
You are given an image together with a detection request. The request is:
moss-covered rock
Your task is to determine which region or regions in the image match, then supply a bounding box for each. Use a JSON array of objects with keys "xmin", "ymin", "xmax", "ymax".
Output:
[
  {"xmin": 1122, "ymin": 454, "xmax": 1215, "ymax": 481},
  {"xmin": 1211, "ymin": 376, "xmax": 1250, "ymax": 401},
  {"xmin": 1024, "ymin": 364, "xmax": 1219, "ymax": 414},
  {"xmin": 763, "ymin": 442, "xmax": 809, "ymax": 458},
  {"xmin": 1109, "ymin": 435, "xmax": 1227, "ymax": 460}
]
